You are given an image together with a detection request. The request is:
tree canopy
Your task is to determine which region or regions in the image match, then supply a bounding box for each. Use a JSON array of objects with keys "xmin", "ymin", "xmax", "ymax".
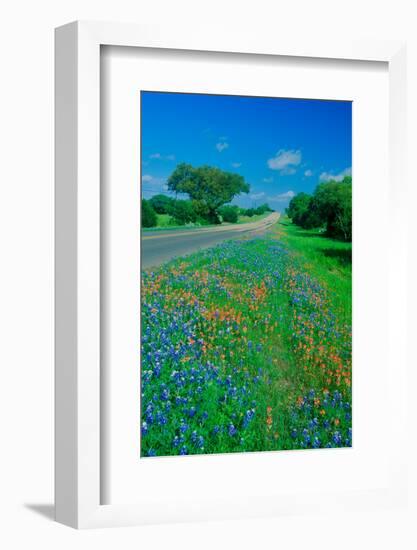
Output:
[
  {"xmin": 141, "ymin": 199, "xmax": 157, "ymax": 227},
  {"xmin": 149, "ymin": 194, "xmax": 175, "ymax": 214},
  {"xmin": 167, "ymin": 163, "xmax": 250, "ymax": 223},
  {"xmin": 287, "ymin": 176, "xmax": 352, "ymax": 241},
  {"xmin": 219, "ymin": 204, "xmax": 239, "ymax": 223},
  {"xmin": 170, "ymin": 199, "xmax": 197, "ymax": 225}
]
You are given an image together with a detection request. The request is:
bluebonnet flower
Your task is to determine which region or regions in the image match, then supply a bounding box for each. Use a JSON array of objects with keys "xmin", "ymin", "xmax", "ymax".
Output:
[
  {"xmin": 333, "ymin": 431, "xmax": 342, "ymax": 445},
  {"xmin": 187, "ymin": 406, "xmax": 196, "ymax": 418},
  {"xmin": 160, "ymin": 388, "xmax": 170, "ymax": 401},
  {"xmin": 147, "ymin": 449, "xmax": 157, "ymax": 457},
  {"xmin": 312, "ymin": 436, "xmax": 321, "ymax": 448},
  {"xmin": 156, "ymin": 411, "xmax": 168, "ymax": 425},
  {"xmin": 308, "ymin": 418, "xmax": 319, "ymax": 430},
  {"xmin": 172, "ymin": 435, "xmax": 183, "ymax": 447},
  {"xmin": 179, "ymin": 419, "xmax": 188, "ymax": 433},
  {"xmin": 228, "ymin": 423, "xmax": 237, "ymax": 436},
  {"xmin": 243, "ymin": 408, "xmax": 255, "ymax": 428},
  {"xmin": 179, "ymin": 446, "xmax": 188, "ymax": 455},
  {"xmin": 141, "ymin": 421, "xmax": 148, "ymax": 436}
]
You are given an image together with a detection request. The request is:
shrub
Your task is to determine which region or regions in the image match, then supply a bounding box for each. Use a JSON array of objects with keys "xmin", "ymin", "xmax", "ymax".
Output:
[
  {"xmin": 219, "ymin": 204, "xmax": 239, "ymax": 223},
  {"xmin": 142, "ymin": 199, "xmax": 157, "ymax": 227},
  {"xmin": 287, "ymin": 177, "xmax": 352, "ymax": 241},
  {"xmin": 149, "ymin": 194, "xmax": 175, "ymax": 214},
  {"xmin": 255, "ymin": 203, "xmax": 273, "ymax": 215},
  {"xmin": 314, "ymin": 177, "xmax": 352, "ymax": 241},
  {"xmin": 171, "ymin": 200, "xmax": 197, "ymax": 225}
]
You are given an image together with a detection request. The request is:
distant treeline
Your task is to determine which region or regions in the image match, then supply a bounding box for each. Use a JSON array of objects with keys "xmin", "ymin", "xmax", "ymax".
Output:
[
  {"xmin": 286, "ymin": 176, "xmax": 352, "ymax": 241},
  {"xmin": 142, "ymin": 194, "xmax": 273, "ymax": 227},
  {"xmin": 142, "ymin": 162, "xmax": 273, "ymax": 228}
]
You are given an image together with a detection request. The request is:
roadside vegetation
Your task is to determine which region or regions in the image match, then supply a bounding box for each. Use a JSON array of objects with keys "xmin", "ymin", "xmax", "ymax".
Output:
[
  {"xmin": 286, "ymin": 176, "xmax": 352, "ymax": 241},
  {"xmin": 141, "ymin": 214, "xmax": 352, "ymax": 457},
  {"xmin": 142, "ymin": 195, "xmax": 273, "ymax": 229},
  {"xmin": 141, "ymin": 163, "xmax": 273, "ymax": 228}
]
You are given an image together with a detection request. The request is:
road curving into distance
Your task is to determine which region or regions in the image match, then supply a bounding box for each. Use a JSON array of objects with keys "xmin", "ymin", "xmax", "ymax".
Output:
[{"xmin": 141, "ymin": 212, "xmax": 280, "ymax": 269}]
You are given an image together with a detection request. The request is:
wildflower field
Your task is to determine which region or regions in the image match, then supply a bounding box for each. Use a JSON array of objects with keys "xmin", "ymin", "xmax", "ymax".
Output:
[{"xmin": 141, "ymin": 219, "xmax": 352, "ymax": 457}]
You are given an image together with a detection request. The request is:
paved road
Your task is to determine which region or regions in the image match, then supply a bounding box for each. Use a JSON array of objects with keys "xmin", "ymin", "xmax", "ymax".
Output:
[{"xmin": 141, "ymin": 212, "xmax": 280, "ymax": 269}]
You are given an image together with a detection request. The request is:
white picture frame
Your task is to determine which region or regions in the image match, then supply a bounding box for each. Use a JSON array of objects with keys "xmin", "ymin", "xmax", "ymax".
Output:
[{"xmin": 55, "ymin": 20, "xmax": 407, "ymax": 529}]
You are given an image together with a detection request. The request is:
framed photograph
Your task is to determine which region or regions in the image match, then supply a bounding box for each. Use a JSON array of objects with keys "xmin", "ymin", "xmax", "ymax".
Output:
[{"xmin": 55, "ymin": 21, "xmax": 407, "ymax": 528}]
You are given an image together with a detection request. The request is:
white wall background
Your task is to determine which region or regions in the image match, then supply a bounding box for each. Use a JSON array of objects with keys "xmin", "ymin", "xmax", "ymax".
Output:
[{"xmin": 0, "ymin": 1, "xmax": 416, "ymax": 548}]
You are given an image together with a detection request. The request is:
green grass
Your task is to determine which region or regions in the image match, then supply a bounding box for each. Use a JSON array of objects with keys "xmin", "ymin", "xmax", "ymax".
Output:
[
  {"xmin": 277, "ymin": 216, "xmax": 352, "ymax": 321},
  {"xmin": 141, "ymin": 219, "xmax": 352, "ymax": 457},
  {"xmin": 155, "ymin": 213, "xmax": 175, "ymax": 227}
]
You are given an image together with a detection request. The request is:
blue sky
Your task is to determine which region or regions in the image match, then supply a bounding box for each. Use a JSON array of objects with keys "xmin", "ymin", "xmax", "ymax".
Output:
[{"xmin": 141, "ymin": 91, "xmax": 352, "ymax": 212}]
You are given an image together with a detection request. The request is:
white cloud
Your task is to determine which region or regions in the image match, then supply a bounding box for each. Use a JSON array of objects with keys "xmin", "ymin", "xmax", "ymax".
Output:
[
  {"xmin": 267, "ymin": 149, "xmax": 301, "ymax": 172},
  {"xmin": 231, "ymin": 162, "xmax": 242, "ymax": 168},
  {"xmin": 280, "ymin": 167, "xmax": 297, "ymax": 176},
  {"xmin": 250, "ymin": 192, "xmax": 266, "ymax": 200},
  {"xmin": 150, "ymin": 153, "xmax": 175, "ymax": 161},
  {"xmin": 304, "ymin": 169, "xmax": 313, "ymax": 177},
  {"xmin": 142, "ymin": 174, "xmax": 153, "ymax": 182},
  {"xmin": 263, "ymin": 177, "xmax": 273, "ymax": 183},
  {"xmin": 216, "ymin": 141, "xmax": 229, "ymax": 152},
  {"xmin": 319, "ymin": 167, "xmax": 352, "ymax": 182},
  {"xmin": 267, "ymin": 190, "xmax": 296, "ymax": 202}
]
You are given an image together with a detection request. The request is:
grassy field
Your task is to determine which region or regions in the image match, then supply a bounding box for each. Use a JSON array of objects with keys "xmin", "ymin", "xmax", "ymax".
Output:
[
  {"xmin": 141, "ymin": 219, "xmax": 352, "ymax": 457},
  {"xmin": 278, "ymin": 217, "xmax": 352, "ymax": 321}
]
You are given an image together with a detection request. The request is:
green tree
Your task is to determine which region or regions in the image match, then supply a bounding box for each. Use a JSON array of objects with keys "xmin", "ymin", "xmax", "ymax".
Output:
[
  {"xmin": 149, "ymin": 194, "xmax": 174, "ymax": 214},
  {"xmin": 255, "ymin": 203, "xmax": 273, "ymax": 215},
  {"xmin": 288, "ymin": 177, "xmax": 352, "ymax": 241},
  {"xmin": 287, "ymin": 192, "xmax": 312, "ymax": 225},
  {"xmin": 171, "ymin": 200, "xmax": 197, "ymax": 225},
  {"xmin": 141, "ymin": 199, "xmax": 157, "ymax": 228},
  {"xmin": 167, "ymin": 163, "xmax": 250, "ymax": 224},
  {"xmin": 219, "ymin": 204, "xmax": 239, "ymax": 223},
  {"xmin": 314, "ymin": 177, "xmax": 352, "ymax": 241}
]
